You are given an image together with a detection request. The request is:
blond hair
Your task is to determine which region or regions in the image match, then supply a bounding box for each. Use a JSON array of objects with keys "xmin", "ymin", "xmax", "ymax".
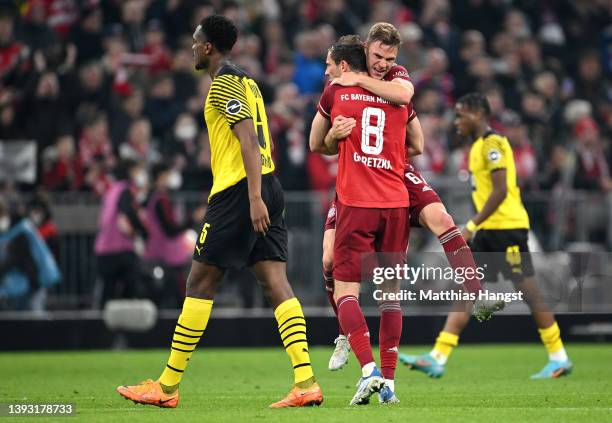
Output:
[{"xmin": 366, "ymin": 22, "xmax": 401, "ymax": 47}]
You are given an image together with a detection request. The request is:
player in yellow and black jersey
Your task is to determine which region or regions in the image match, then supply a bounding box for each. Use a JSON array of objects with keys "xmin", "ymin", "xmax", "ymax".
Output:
[
  {"xmin": 458, "ymin": 94, "xmax": 570, "ymax": 379},
  {"xmin": 204, "ymin": 59, "xmax": 275, "ymax": 200},
  {"xmin": 397, "ymin": 93, "xmax": 572, "ymax": 381},
  {"xmin": 116, "ymin": 15, "xmax": 322, "ymax": 409},
  {"xmin": 458, "ymin": 94, "xmax": 532, "ymax": 283}
]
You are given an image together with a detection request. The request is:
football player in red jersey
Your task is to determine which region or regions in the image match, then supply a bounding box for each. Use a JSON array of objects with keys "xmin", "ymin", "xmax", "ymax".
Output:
[
  {"xmin": 310, "ymin": 23, "xmax": 498, "ymax": 399},
  {"xmin": 312, "ymin": 39, "xmax": 410, "ymax": 406}
]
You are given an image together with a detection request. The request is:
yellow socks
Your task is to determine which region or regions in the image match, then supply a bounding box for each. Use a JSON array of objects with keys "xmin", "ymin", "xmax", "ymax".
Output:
[
  {"xmin": 159, "ymin": 297, "xmax": 213, "ymax": 387},
  {"xmin": 274, "ymin": 297, "xmax": 314, "ymax": 384},
  {"xmin": 538, "ymin": 322, "xmax": 568, "ymax": 361},
  {"xmin": 431, "ymin": 331, "xmax": 459, "ymax": 365}
]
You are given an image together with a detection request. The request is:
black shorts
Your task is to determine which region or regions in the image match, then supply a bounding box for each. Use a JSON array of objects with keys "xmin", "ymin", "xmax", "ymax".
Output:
[
  {"xmin": 193, "ymin": 174, "xmax": 288, "ymax": 269},
  {"xmin": 470, "ymin": 229, "xmax": 535, "ymax": 283}
]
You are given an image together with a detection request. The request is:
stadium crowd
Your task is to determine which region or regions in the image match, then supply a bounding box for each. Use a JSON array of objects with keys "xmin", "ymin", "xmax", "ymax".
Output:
[
  {"xmin": 0, "ymin": 0, "xmax": 611, "ymax": 309},
  {"xmin": 1, "ymin": 0, "xmax": 610, "ymax": 194}
]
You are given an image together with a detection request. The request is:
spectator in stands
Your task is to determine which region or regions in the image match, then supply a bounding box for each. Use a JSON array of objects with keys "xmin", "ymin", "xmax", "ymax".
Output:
[
  {"xmin": 572, "ymin": 117, "xmax": 611, "ymax": 192},
  {"xmin": 19, "ymin": 0, "xmax": 59, "ymax": 54},
  {"xmin": 181, "ymin": 130, "xmax": 213, "ymax": 193},
  {"xmin": 451, "ymin": 30, "xmax": 485, "ymax": 97},
  {"xmin": 397, "ymin": 22, "xmax": 426, "ymax": 74},
  {"xmin": 119, "ymin": 118, "xmax": 161, "ymax": 166},
  {"xmin": 108, "ymin": 86, "xmax": 144, "ymax": 153},
  {"xmin": 575, "ymin": 50, "xmax": 610, "ymax": 121},
  {"xmin": 25, "ymin": 0, "xmax": 78, "ymax": 38},
  {"xmin": 163, "ymin": 112, "xmax": 198, "ymax": 168},
  {"xmin": 317, "ymin": 0, "xmax": 359, "ymax": 37},
  {"xmin": 27, "ymin": 191, "xmax": 60, "ymax": 260},
  {"xmin": 571, "ymin": 116, "xmax": 612, "ymax": 246},
  {"xmin": 419, "ymin": 0, "xmax": 460, "ymax": 58},
  {"xmin": 83, "ymin": 154, "xmax": 112, "ymax": 197},
  {"xmin": 144, "ymin": 73, "xmax": 182, "ymax": 138},
  {"xmin": 73, "ymin": 59, "xmax": 112, "ymax": 115},
  {"xmin": 24, "ymin": 70, "xmax": 72, "ymax": 151},
  {"xmin": 93, "ymin": 159, "xmax": 148, "ymax": 307},
  {"xmin": 69, "ymin": 1, "xmax": 104, "ymax": 66},
  {"xmin": 143, "ymin": 162, "xmax": 192, "ymax": 308},
  {"xmin": 0, "ymin": 89, "xmax": 25, "ymax": 139},
  {"xmin": 120, "ymin": 0, "xmax": 146, "ymax": 52},
  {"xmin": 292, "ymin": 30, "xmax": 325, "ymax": 95},
  {"xmin": 0, "ymin": 6, "xmax": 29, "ymax": 88},
  {"xmin": 269, "ymin": 82, "xmax": 309, "ymax": 190},
  {"xmin": 0, "ymin": 199, "xmax": 60, "ymax": 311},
  {"xmin": 140, "ymin": 19, "xmax": 172, "ymax": 76},
  {"xmin": 502, "ymin": 110, "xmax": 537, "ymax": 190},
  {"xmin": 520, "ymin": 90, "xmax": 550, "ymax": 156},
  {"xmin": 414, "ymin": 48, "xmax": 454, "ymax": 107},
  {"xmin": 170, "ymin": 42, "xmax": 198, "ymax": 106},
  {"xmin": 42, "ymin": 134, "xmax": 83, "ymax": 191},
  {"xmin": 78, "ymin": 111, "xmax": 114, "ymax": 170},
  {"xmin": 412, "ymin": 113, "xmax": 448, "ymax": 175}
]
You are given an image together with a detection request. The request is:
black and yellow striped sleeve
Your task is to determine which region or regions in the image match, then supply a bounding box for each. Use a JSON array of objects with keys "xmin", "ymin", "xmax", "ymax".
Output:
[{"xmin": 208, "ymin": 74, "xmax": 253, "ymax": 128}]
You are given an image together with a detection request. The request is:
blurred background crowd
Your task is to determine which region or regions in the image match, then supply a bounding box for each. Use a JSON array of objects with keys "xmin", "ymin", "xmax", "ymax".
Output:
[{"xmin": 0, "ymin": 0, "xmax": 611, "ymax": 311}]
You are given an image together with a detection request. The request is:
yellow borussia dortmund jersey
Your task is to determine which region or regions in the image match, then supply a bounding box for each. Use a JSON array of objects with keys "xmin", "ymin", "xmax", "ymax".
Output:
[
  {"xmin": 469, "ymin": 131, "xmax": 530, "ymax": 230},
  {"xmin": 204, "ymin": 63, "xmax": 275, "ymax": 200}
]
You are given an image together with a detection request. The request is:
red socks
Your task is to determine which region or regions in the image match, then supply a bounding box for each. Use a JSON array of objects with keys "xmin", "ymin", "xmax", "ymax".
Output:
[
  {"xmin": 438, "ymin": 226, "xmax": 482, "ymax": 294},
  {"xmin": 379, "ymin": 301, "xmax": 402, "ymax": 380},
  {"xmin": 336, "ymin": 295, "xmax": 374, "ymax": 367}
]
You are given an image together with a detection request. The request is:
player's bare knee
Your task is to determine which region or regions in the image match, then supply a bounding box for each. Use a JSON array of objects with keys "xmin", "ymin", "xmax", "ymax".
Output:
[
  {"xmin": 425, "ymin": 208, "xmax": 455, "ymax": 236},
  {"xmin": 185, "ymin": 262, "xmax": 224, "ymax": 299},
  {"xmin": 185, "ymin": 274, "xmax": 220, "ymax": 299},
  {"xmin": 252, "ymin": 261, "xmax": 295, "ymax": 305}
]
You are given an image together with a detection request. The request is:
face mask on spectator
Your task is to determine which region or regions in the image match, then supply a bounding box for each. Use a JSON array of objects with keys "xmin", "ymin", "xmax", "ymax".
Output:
[
  {"xmin": 0, "ymin": 216, "xmax": 9, "ymax": 232},
  {"xmin": 134, "ymin": 170, "xmax": 148, "ymax": 188},
  {"xmin": 30, "ymin": 211, "xmax": 44, "ymax": 226},
  {"xmin": 175, "ymin": 123, "xmax": 197, "ymax": 141},
  {"xmin": 167, "ymin": 171, "xmax": 182, "ymax": 190}
]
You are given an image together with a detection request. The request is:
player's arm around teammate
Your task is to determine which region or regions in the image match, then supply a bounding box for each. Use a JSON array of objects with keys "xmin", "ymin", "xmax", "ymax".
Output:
[{"xmin": 331, "ymin": 63, "xmax": 413, "ymax": 105}]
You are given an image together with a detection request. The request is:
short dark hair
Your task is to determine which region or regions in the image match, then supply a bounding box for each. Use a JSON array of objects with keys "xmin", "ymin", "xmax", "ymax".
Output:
[
  {"xmin": 115, "ymin": 159, "xmax": 140, "ymax": 181},
  {"xmin": 330, "ymin": 41, "xmax": 367, "ymax": 72},
  {"xmin": 200, "ymin": 15, "xmax": 238, "ymax": 54},
  {"xmin": 457, "ymin": 92, "xmax": 491, "ymax": 117},
  {"xmin": 336, "ymin": 34, "xmax": 363, "ymax": 46},
  {"xmin": 152, "ymin": 162, "xmax": 171, "ymax": 181}
]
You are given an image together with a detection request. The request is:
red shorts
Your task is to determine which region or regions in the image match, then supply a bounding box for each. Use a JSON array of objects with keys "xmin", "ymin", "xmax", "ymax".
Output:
[
  {"xmin": 324, "ymin": 166, "xmax": 441, "ymax": 231},
  {"xmin": 333, "ymin": 201, "xmax": 409, "ymax": 282},
  {"xmin": 405, "ymin": 165, "xmax": 441, "ymax": 228}
]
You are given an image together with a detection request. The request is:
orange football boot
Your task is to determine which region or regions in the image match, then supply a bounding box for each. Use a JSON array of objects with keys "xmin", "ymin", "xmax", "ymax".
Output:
[
  {"xmin": 116, "ymin": 379, "xmax": 179, "ymax": 408},
  {"xmin": 269, "ymin": 382, "xmax": 323, "ymax": 408}
]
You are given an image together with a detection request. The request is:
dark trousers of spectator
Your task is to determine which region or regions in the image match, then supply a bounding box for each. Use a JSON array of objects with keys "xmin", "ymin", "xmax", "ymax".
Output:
[
  {"xmin": 147, "ymin": 262, "xmax": 187, "ymax": 309},
  {"xmin": 96, "ymin": 252, "xmax": 142, "ymax": 308}
]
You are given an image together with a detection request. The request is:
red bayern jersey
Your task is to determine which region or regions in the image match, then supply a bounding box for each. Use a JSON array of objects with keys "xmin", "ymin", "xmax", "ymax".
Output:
[
  {"xmin": 382, "ymin": 64, "xmax": 419, "ymax": 161},
  {"xmin": 385, "ymin": 64, "xmax": 417, "ymax": 124},
  {"xmin": 318, "ymin": 82, "xmax": 409, "ymax": 208},
  {"xmin": 384, "ymin": 64, "xmax": 411, "ymax": 82}
]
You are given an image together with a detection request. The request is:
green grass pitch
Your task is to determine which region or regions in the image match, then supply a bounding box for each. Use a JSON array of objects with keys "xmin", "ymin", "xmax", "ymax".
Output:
[{"xmin": 2, "ymin": 344, "xmax": 611, "ymax": 422}]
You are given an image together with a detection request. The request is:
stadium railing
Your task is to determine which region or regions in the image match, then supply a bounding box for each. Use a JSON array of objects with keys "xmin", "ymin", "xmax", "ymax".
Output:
[{"xmin": 8, "ymin": 182, "xmax": 612, "ymax": 311}]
